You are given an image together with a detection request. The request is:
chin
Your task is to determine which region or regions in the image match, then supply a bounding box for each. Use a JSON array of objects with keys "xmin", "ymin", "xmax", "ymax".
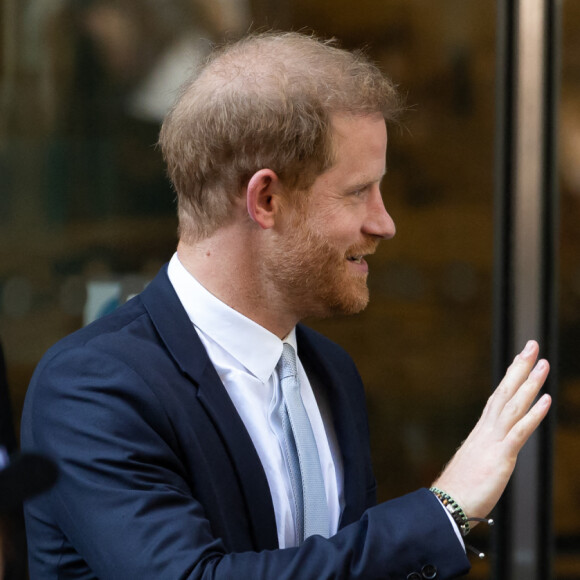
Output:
[
  {"xmin": 335, "ymin": 292, "xmax": 370, "ymax": 316},
  {"xmin": 312, "ymin": 282, "xmax": 370, "ymax": 318}
]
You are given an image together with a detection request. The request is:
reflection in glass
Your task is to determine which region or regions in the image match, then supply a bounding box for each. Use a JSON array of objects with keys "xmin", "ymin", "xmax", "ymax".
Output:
[{"xmin": 556, "ymin": 1, "xmax": 580, "ymax": 577}]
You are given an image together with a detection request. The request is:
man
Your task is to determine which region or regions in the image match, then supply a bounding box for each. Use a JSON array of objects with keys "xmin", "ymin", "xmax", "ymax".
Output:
[{"xmin": 21, "ymin": 32, "xmax": 551, "ymax": 579}]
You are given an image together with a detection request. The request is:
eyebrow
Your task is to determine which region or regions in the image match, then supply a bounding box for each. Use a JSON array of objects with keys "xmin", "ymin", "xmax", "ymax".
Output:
[{"xmin": 349, "ymin": 171, "xmax": 387, "ymax": 191}]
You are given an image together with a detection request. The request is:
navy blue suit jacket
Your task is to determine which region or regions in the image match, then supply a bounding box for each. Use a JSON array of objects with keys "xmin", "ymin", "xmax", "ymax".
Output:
[{"xmin": 21, "ymin": 266, "xmax": 470, "ymax": 579}]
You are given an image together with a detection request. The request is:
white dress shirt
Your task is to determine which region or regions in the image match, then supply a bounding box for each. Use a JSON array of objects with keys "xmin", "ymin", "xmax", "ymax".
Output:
[{"xmin": 167, "ymin": 253, "xmax": 344, "ymax": 548}]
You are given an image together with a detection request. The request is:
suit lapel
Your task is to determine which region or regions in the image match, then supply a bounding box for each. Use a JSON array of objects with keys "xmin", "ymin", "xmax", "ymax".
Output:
[{"xmin": 141, "ymin": 267, "xmax": 279, "ymax": 549}]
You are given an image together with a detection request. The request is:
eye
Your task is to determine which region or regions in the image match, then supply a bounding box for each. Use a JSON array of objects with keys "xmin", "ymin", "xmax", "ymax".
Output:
[
  {"xmin": 350, "ymin": 185, "xmax": 371, "ymax": 197},
  {"xmin": 350, "ymin": 185, "xmax": 369, "ymax": 197}
]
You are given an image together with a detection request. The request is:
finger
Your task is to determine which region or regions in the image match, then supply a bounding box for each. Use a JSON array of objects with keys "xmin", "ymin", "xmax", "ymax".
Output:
[
  {"xmin": 496, "ymin": 358, "xmax": 550, "ymax": 435},
  {"xmin": 483, "ymin": 340, "xmax": 540, "ymax": 420},
  {"xmin": 504, "ymin": 392, "xmax": 552, "ymax": 456}
]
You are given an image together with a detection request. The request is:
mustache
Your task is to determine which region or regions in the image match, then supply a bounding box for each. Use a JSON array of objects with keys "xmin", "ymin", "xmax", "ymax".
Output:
[{"xmin": 345, "ymin": 239, "xmax": 380, "ymax": 258}]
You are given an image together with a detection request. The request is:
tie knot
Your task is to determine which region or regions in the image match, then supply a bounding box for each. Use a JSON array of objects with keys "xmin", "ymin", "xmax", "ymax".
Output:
[{"xmin": 278, "ymin": 343, "xmax": 298, "ymax": 381}]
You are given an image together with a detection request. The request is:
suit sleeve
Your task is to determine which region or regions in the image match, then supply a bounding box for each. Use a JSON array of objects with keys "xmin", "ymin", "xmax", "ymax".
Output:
[{"xmin": 22, "ymin": 346, "xmax": 470, "ymax": 580}]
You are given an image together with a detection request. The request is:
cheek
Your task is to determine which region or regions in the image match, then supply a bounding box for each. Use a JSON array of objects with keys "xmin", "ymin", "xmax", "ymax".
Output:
[
  {"xmin": 322, "ymin": 219, "xmax": 361, "ymax": 245},
  {"xmin": 308, "ymin": 205, "xmax": 361, "ymax": 235}
]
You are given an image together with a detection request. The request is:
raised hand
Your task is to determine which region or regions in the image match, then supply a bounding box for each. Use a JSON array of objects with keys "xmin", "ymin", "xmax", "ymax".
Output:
[{"xmin": 432, "ymin": 340, "xmax": 551, "ymax": 523}]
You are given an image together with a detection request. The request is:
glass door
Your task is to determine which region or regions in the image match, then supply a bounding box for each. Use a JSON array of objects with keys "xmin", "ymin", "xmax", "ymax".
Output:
[{"xmin": 555, "ymin": 0, "xmax": 580, "ymax": 577}]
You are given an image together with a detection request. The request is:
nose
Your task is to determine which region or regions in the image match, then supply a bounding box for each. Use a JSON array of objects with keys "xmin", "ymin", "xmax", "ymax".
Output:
[{"xmin": 362, "ymin": 188, "xmax": 396, "ymax": 239}]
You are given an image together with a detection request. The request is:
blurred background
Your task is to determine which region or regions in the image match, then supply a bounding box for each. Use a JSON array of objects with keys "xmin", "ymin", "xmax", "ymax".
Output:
[{"xmin": 0, "ymin": 0, "xmax": 578, "ymax": 578}]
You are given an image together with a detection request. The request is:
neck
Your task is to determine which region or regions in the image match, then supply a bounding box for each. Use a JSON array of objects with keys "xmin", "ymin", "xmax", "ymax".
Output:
[{"xmin": 176, "ymin": 228, "xmax": 299, "ymax": 339}]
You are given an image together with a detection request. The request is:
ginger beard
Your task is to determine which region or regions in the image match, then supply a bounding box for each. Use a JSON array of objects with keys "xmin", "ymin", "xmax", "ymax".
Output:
[{"xmin": 264, "ymin": 208, "xmax": 379, "ymax": 320}]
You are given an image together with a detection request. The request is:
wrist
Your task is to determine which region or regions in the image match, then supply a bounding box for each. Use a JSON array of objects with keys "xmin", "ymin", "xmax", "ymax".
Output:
[{"xmin": 429, "ymin": 487, "xmax": 470, "ymax": 537}]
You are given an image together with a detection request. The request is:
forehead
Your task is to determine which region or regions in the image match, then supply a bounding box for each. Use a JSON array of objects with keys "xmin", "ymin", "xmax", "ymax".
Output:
[
  {"xmin": 323, "ymin": 113, "xmax": 388, "ymax": 181},
  {"xmin": 330, "ymin": 112, "xmax": 387, "ymax": 141}
]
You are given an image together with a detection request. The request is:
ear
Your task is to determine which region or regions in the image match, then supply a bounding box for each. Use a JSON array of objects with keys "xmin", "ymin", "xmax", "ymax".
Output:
[{"xmin": 246, "ymin": 169, "xmax": 283, "ymax": 229}]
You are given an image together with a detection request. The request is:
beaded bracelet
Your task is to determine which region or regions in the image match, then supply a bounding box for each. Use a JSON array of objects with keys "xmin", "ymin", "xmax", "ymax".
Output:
[{"xmin": 429, "ymin": 487, "xmax": 470, "ymax": 537}]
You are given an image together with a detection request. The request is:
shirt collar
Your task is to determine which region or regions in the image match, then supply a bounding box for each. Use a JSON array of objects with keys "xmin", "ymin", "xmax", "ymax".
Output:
[{"xmin": 167, "ymin": 253, "xmax": 297, "ymax": 383}]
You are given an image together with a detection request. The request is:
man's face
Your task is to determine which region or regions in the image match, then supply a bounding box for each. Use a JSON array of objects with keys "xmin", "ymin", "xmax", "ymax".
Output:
[{"xmin": 265, "ymin": 113, "xmax": 396, "ymax": 319}]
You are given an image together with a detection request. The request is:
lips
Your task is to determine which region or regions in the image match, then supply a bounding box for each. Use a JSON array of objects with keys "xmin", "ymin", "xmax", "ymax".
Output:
[{"xmin": 345, "ymin": 241, "xmax": 378, "ymax": 265}]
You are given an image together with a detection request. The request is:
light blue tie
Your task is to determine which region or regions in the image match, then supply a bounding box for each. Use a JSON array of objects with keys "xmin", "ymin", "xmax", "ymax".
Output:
[{"xmin": 277, "ymin": 343, "xmax": 329, "ymax": 543}]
